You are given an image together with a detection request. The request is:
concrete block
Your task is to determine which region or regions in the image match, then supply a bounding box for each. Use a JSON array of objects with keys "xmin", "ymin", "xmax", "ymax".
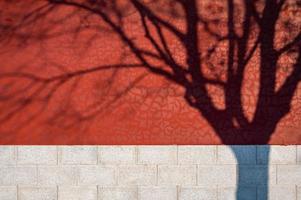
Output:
[
  {"xmin": 257, "ymin": 186, "xmax": 296, "ymax": 200},
  {"xmin": 19, "ymin": 187, "xmax": 57, "ymax": 200},
  {"xmin": 138, "ymin": 187, "xmax": 177, "ymax": 200},
  {"xmin": 78, "ymin": 166, "xmax": 116, "ymax": 186},
  {"xmin": 0, "ymin": 166, "xmax": 37, "ymax": 186},
  {"xmin": 38, "ymin": 166, "xmax": 78, "ymax": 186},
  {"xmin": 297, "ymin": 186, "xmax": 301, "ymax": 200},
  {"xmin": 60, "ymin": 146, "xmax": 97, "ymax": 165},
  {"xmin": 158, "ymin": 165, "xmax": 197, "ymax": 186},
  {"xmin": 0, "ymin": 146, "xmax": 15, "ymax": 165},
  {"xmin": 178, "ymin": 146, "xmax": 216, "ymax": 164},
  {"xmin": 179, "ymin": 187, "xmax": 217, "ymax": 200},
  {"xmin": 118, "ymin": 165, "xmax": 156, "ymax": 186},
  {"xmin": 297, "ymin": 145, "xmax": 301, "ymax": 164},
  {"xmin": 277, "ymin": 165, "xmax": 301, "ymax": 185},
  {"xmin": 198, "ymin": 165, "xmax": 236, "ymax": 186},
  {"xmin": 0, "ymin": 186, "xmax": 17, "ymax": 200},
  {"xmin": 98, "ymin": 187, "xmax": 137, "ymax": 200},
  {"xmin": 0, "ymin": 166, "xmax": 15, "ymax": 185},
  {"xmin": 58, "ymin": 186, "xmax": 97, "ymax": 200},
  {"xmin": 99, "ymin": 146, "xmax": 136, "ymax": 164},
  {"xmin": 17, "ymin": 146, "xmax": 57, "ymax": 165},
  {"xmin": 137, "ymin": 146, "xmax": 177, "ymax": 164}
]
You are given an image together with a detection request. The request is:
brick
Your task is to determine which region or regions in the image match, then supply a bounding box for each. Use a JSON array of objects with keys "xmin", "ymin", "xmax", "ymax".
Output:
[
  {"xmin": 178, "ymin": 146, "xmax": 216, "ymax": 164},
  {"xmin": 0, "ymin": 166, "xmax": 37, "ymax": 186},
  {"xmin": 58, "ymin": 186, "xmax": 97, "ymax": 200},
  {"xmin": 60, "ymin": 146, "xmax": 97, "ymax": 165},
  {"xmin": 17, "ymin": 146, "xmax": 57, "ymax": 165},
  {"xmin": 0, "ymin": 146, "xmax": 15, "ymax": 165},
  {"xmin": 278, "ymin": 165, "xmax": 301, "ymax": 185},
  {"xmin": 217, "ymin": 146, "xmax": 256, "ymax": 164},
  {"xmin": 179, "ymin": 187, "xmax": 216, "ymax": 200},
  {"xmin": 118, "ymin": 165, "xmax": 156, "ymax": 186},
  {"xmin": 0, "ymin": 186, "xmax": 17, "ymax": 200},
  {"xmin": 78, "ymin": 166, "xmax": 116, "ymax": 186},
  {"xmin": 99, "ymin": 146, "xmax": 136, "ymax": 164},
  {"xmin": 218, "ymin": 187, "xmax": 256, "ymax": 200},
  {"xmin": 158, "ymin": 165, "xmax": 197, "ymax": 186},
  {"xmin": 38, "ymin": 166, "xmax": 78, "ymax": 186},
  {"xmin": 198, "ymin": 165, "xmax": 236, "ymax": 186},
  {"xmin": 137, "ymin": 146, "xmax": 177, "ymax": 164},
  {"xmin": 258, "ymin": 186, "xmax": 296, "ymax": 200},
  {"xmin": 98, "ymin": 187, "xmax": 137, "ymax": 200},
  {"xmin": 239, "ymin": 165, "xmax": 276, "ymax": 186},
  {"xmin": 19, "ymin": 187, "xmax": 57, "ymax": 200},
  {"xmin": 138, "ymin": 187, "xmax": 177, "ymax": 200},
  {"xmin": 257, "ymin": 145, "xmax": 296, "ymax": 164}
]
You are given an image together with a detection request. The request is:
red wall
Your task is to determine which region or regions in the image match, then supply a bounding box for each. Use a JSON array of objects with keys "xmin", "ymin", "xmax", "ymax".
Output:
[{"xmin": 0, "ymin": 1, "xmax": 300, "ymax": 144}]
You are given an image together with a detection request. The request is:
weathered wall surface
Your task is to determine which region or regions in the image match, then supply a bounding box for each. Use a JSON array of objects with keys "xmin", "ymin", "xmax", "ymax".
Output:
[
  {"xmin": 0, "ymin": 1, "xmax": 301, "ymax": 144},
  {"xmin": 0, "ymin": 145, "xmax": 301, "ymax": 199}
]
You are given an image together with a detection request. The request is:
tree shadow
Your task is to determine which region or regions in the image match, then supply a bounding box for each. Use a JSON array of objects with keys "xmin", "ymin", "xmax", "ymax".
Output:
[
  {"xmin": 231, "ymin": 146, "xmax": 270, "ymax": 199},
  {"xmin": 0, "ymin": 0, "xmax": 301, "ymax": 199}
]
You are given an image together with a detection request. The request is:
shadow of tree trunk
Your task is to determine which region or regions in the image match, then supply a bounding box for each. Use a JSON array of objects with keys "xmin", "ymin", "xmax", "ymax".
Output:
[{"xmin": 231, "ymin": 146, "xmax": 270, "ymax": 199}]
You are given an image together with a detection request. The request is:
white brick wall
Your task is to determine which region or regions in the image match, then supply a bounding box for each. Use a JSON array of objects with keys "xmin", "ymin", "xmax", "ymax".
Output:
[{"xmin": 0, "ymin": 145, "xmax": 300, "ymax": 199}]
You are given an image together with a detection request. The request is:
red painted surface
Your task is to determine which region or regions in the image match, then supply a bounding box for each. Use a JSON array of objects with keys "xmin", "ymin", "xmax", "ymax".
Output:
[{"xmin": 0, "ymin": 1, "xmax": 300, "ymax": 144}]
